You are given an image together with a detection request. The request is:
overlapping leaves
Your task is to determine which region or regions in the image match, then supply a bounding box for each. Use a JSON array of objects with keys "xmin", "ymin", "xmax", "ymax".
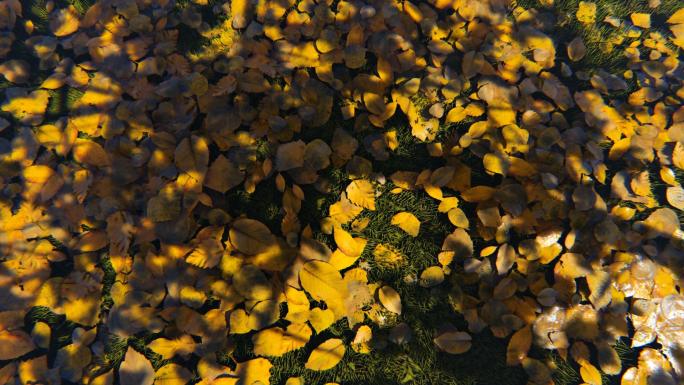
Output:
[{"xmin": 0, "ymin": 0, "xmax": 683, "ymax": 384}]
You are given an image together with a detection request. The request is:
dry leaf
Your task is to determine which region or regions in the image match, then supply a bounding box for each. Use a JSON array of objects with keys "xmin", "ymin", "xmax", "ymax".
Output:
[
  {"xmin": 378, "ymin": 286, "xmax": 402, "ymax": 314},
  {"xmin": 305, "ymin": 338, "xmax": 345, "ymax": 371},
  {"xmin": 119, "ymin": 347, "xmax": 155, "ymax": 385},
  {"xmin": 434, "ymin": 331, "xmax": 472, "ymax": 354},
  {"xmin": 390, "ymin": 212, "xmax": 420, "ymax": 237}
]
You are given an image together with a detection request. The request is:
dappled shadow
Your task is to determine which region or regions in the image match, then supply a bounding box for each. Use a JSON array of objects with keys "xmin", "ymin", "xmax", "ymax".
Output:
[{"xmin": 0, "ymin": 0, "xmax": 683, "ymax": 384}]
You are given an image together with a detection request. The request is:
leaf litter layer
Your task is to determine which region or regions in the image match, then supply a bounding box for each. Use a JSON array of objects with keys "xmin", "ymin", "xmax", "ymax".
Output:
[{"xmin": 0, "ymin": 0, "xmax": 684, "ymax": 384}]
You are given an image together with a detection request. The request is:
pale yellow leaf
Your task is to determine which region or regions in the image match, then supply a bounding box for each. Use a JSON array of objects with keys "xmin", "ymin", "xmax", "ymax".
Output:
[
  {"xmin": 390, "ymin": 212, "xmax": 420, "ymax": 237},
  {"xmin": 305, "ymin": 338, "xmax": 345, "ymax": 371}
]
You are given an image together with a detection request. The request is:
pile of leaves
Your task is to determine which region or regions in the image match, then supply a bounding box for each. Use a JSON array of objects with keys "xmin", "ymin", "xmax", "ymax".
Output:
[{"xmin": 0, "ymin": 0, "xmax": 683, "ymax": 383}]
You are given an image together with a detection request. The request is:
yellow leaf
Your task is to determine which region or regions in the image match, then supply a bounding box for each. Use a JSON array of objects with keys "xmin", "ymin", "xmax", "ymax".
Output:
[
  {"xmin": 74, "ymin": 231, "xmax": 108, "ymax": 252},
  {"xmin": 40, "ymin": 73, "xmax": 66, "ymax": 89},
  {"xmin": 631, "ymin": 13, "xmax": 650, "ymax": 28},
  {"xmin": 461, "ymin": 186, "xmax": 496, "ymax": 202},
  {"xmin": 666, "ymin": 186, "xmax": 684, "ymax": 210},
  {"xmin": 305, "ymin": 338, "xmax": 345, "ymax": 371},
  {"xmin": 364, "ymin": 93, "xmax": 386, "ymax": 116},
  {"xmin": 1, "ymin": 89, "xmax": 50, "ymax": 125},
  {"xmin": 23, "ymin": 165, "xmax": 54, "ymax": 184},
  {"xmin": 483, "ymin": 153, "xmax": 509, "ymax": 175},
  {"xmin": 72, "ymin": 139, "xmax": 110, "ymax": 167},
  {"xmin": 378, "ymin": 286, "xmax": 402, "ymax": 314},
  {"xmin": 250, "ymin": 241, "xmax": 294, "ymax": 272},
  {"xmin": 231, "ymin": 0, "xmax": 250, "ymax": 28},
  {"xmin": 148, "ymin": 335, "xmax": 196, "ymax": 360},
  {"xmin": 445, "ymin": 106, "xmax": 467, "ymax": 123},
  {"xmin": 63, "ymin": 292, "xmax": 101, "ymax": 326},
  {"xmin": 346, "ymin": 179, "xmax": 376, "ymax": 210},
  {"xmin": 586, "ymin": 270, "xmax": 611, "ymax": 309},
  {"xmin": 333, "ymin": 226, "xmax": 363, "ymax": 257},
  {"xmin": 0, "ymin": 330, "xmax": 35, "ymax": 360},
  {"xmin": 419, "ymin": 266, "xmax": 444, "ymax": 287},
  {"xmin": 234, "ymin": 358, "xmax": 272, "ymax": 385},
  {"xmin": 424, "ymin": 184, "xmax": 443, "ymax": 200},
  {"xmin": 496, "ymin": 244, "xmax": 516, "ymax": 275},
  {"xmin": 300, "ymin": 260, "xmax": 347, "ymax": 319},
  {"xmin": 439, "ymin": 228, "xmax": 473, "ymax": 267},
  {"xmin": 89, "ymin": 370, "xmax": 114, "ymax": 385},
  {"xmin": 230, "ymin": 218, "xmax": 275, "ymax": 255},
  {"xmin": 155, "ymin": 364, "xmax": 193, "ymax": 385},
  {"xmin": 119, "ymin": 347, "xmax": 155, "ymax": 385},
  {"xmin": 308, "ymin": 308, "xmax": 335, "ymax": 333},
  {"xmin": 506, "ymin": 326, "xmax": 532, "ymax": 365},
  {"xmin": 576, "ymin": 1, "xmax": 596, "ymax": 24},
  {"xmin": 18, "ymin": 357, "xmax": 48, "ymax": 384},
  {"xmin": 0, "ymin": 60, "xmax": 30, "ymax": 84},
  {"xmin": 233, "ymin": 265, "xmax": 273, "ymax": 301},
  {"xmin": 36, "ymin": 123, "xmax": 75, "ymax": 156},
  {"xmin": 668, "ymin": 8, "xmax": 684, "ymax": 24},
  {"xmin": 447, "ymin": 208, "xmax": 469, "ymax": 228},
  {"xmin": 433, "ymin": 331, "xmax": 471, "ymax": 354},
  {"xmin": 329, "ymin": 249, "xmax": 360, "ymax": 270},
  {"xmin": 49, "ymin": 6, "xmax": 80, "ymax": 37},
  {"xmin": 229, "ymin": 309, "xmax": 251, "ymax": 334},
  {"xmin": 31, "ymin": 322, "xmax": 50, "ymax": 349},
  {"xmin": 252, "ymin": 323, "xmax": 311, "ymax": 357},
  {"xmin": 351, "ymin": 325, "xmax": 372, "ymax": 353},
  {"xmin": 437, "ymin": 197, "xmax": 459, "ymax": 213},
  {"xmin": 186, "ymin": 238, "xmax": 223, "ymax": 269},
  {"xmin": 329, "ymin": 193, "xmax": 363, "ymax": 224},
  {"xmin": 55, "ymin": 343, "xmax": 92, "ymax": 382},
  {"xmin": 390, "ymin": 212, "xmax": 420, "ymax": 237},
  {"xmin": 285, "ymin": 377, "xmax": 305, "ymax": 385},
  {"xmin": 579, "ymin": 361, "xmax": 602, "ymax": 385}
]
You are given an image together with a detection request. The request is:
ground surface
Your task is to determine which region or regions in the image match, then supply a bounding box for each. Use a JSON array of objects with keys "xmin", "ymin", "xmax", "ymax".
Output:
[{"xmin": 0, "ymin": 0, "xmax": 683, "ymax": 384}]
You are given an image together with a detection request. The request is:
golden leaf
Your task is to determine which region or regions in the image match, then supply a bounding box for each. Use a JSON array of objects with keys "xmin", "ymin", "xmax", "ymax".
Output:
[
  {"xmin": 434, "ymin": 331, "xmax": 471, "ymax": 354},
  {"xmin": 378, "ymin": 286, "xmax": 402, "ymax": 314},
  {"xmin": 0, "ymin": 330, "xmax": 35, "ymax": 360},
  {"xmin": 155, "ymin": 364, "xmax": 193, "ymax": 385},
  {"xmin": 119, "ymin": 347, "xmax": 155, "ymax": 385},
  {"xmin": 506, "ymin": 325, "xmax": 532, "ymax": 366},
  {"xmin": 333, "ymin": 226, "xmax": 364, "ymax": 257},
  {"xmin": 390, "ymin": 212, "xmax": 420, "ymax": 237},
  {"xmin": 49, "ymin": 6, "xmax": 80, "ymax": 37},
  {"xmin": 579, "ymin": 361, "xmax": 602, "ymax": 385},
  {"xmin": 72, "ymin": 139, "xmax": 110, "ymax": 167},
  {"xmin": 148, "ymin": 335, "xmax": 196, "ymax": 360},
  {"xmin": 186, "ymin": 238, "xmax": 223, "ymax": 269},
  {"xmin": 234, "ymin": 358, "xmax": 272, "ymax": 385},
  {"xmin": 299, "ymin": 261, "xmax": 347, "ymax": 318},
  {"xmin": 308, "ymin": 308, "xmax": 335, "ymax": 333},
  {"xmin": 305, "ymin": 338, "xmax": 345, "ymax": 371},
  {"xmin": 631, "ymin": 13, "xmax": 650, "ymax": 29},
  {"xmin": 252, "ymin": 323, "xmax": 311, "ymax": 357},
  {"xmin": 419, "ymin": 266, "xmax": 445, "ymax": 287},
  {"xmin": 666, "ymin": 186, "xmax": 684, "ymax": 210},
  {"xmin": 576, "ymin": 2, "xmax": 596, "ymax": 24},
  {"xmin": 346, "ymin": 179, "xmax": 376, "ymax": 210},
  {"xmin": 496, "ymin": 244, "xmax": 516, "ymax": 275},
  {"xmin": 230, "ymin": 218, "xmax": 276, "ymax": 255}
]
